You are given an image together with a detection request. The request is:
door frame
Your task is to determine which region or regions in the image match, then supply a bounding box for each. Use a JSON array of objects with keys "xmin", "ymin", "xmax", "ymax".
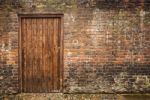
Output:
[{"xmin": 18, "ymin": 13, "xmax": 64, "ymax": 93}]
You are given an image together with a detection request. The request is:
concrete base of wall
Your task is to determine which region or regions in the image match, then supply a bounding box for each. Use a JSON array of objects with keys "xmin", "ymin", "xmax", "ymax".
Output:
[{"xmin": 0, "ymin": 93, "xmax": 150, "ymax": 100}]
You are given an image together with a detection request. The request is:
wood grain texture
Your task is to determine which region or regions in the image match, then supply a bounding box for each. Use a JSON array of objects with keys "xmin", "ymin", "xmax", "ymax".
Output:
[{"xmin": 20, "ymin": 16, "xmax": 63, "ymax": 93}]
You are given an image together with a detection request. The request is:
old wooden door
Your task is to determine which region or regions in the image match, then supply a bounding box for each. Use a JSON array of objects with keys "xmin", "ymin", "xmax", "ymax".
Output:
[{"xmin": 19, "ymin": 14, "xmax": 63, "ymax": 93}]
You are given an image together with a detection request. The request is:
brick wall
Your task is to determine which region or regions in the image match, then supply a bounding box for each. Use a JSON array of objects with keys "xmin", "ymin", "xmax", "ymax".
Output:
[
  {"xmin": 0, "ymin": 7, "xmax": 19, "ymax": 94},
  {"xmin": 0, "ymin": 0, "xmax": 150, "ymax": 95}
]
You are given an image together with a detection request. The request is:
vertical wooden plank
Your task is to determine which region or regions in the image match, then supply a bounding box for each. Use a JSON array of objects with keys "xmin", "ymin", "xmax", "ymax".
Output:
[
  {"xmin": 59, "ymin": 18, "xmax": 64, "ymax": 92},
  {"xmin": 29, "ymin": 18, "xmax": 33, "ymax": 92},
  {"xmin": 26, "ymin": 18, "xmax": 32, "ymax": 92},
  {"xmin": 45, "ymin": 18, "xmax": 48, "ymax": 92},
  {"xmin": 19, "ymin": 17, "xmax": 22, "ymax": 93},
  {"xmin": 25, "ymin": 19, "xmax": 29, "ymax": 92},
  {"xmin": 36, "ymin": 18, "xmax": 39, "ymax": 92},
  {"xmin": 53, "ymin": 18, "xmax": 59, "ymax": 91},
  {"xmin": 34, "ymin": 18, "xmax": 38, "ymax": 92},
  {"xmin": 38, "ymin": 18, "xmax": 43, "ymax": 92},
  {"xmin": 50, "ymin": 18, "xmax": 53, "ymax": 92},
  {"xmin": 55, "ymin": 17, "xmax": 62, "ymax": 92},
  {"xmin": 46, "ymin": 19, "xmax": 52, "ymax": 92},
  {"xmin": 57, "ymin": 18, "xmax": 61, "ymax": 91},
  {"xmin": 45, "ymin": 18, "xmax": 49, "ymax": 92},
  {"xmin": 21, "ymin": 18, "xmax": 26, "ymax": 92},
  {"xmin": 30, "ymin": 18, "xmax": 33, "ymax": 92},
  {"xmin": 51, "ymin": 18, "xmax": 54, "ymax": 92},
  {"xmin": 43, "ymin": 18, "xmax": 49, "ymax": 92},
  {"xmin": 24, "ymin": 19, "xmax": 27, "ymax": 92},
  {"xmin": 51, "ymin": 18, "xmax": 55, "ymax": 91},
  {"xmin": 31, "ymin": 18, "xmax": 36, "ymax": 92},
  {"xmin": 42, "ymin": 18, "xmax": 45, "ymax": 92},
  {"xmin": 41, "ymin": 18, "xmax": 44, "ymax": 92},
  {"xmin": 28, "ymin": 18, "xmax": 32, "ymax": 92},
  {"xmin": 35, "ymin": 18, "xmax": 39, "ymax": 92},
  {"xmin": 21, "ymin": 18, "xmax": 23, "ymax": 92},
  {"xmin": 31, "ymin": 18, "xmax": 34, "ymax": 92},
  {"xmin": 60, "ymin": 16, "xmax": 64, "ymax": 92}
]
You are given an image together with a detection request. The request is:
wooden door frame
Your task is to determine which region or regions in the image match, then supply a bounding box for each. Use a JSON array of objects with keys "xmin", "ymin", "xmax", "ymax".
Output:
[{"xmin": 18, "ymin": 13, "xmax": 64, "ymax": 93}]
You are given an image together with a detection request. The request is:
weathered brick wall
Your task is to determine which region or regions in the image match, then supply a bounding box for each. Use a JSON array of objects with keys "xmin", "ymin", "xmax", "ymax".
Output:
[
  {"xmin": 0, "ymin": 7, "xmax": 19, "ymax": 94},
  {"xmin": 0, "ymin": 0, "xmax": 150, "ymax": 95}
]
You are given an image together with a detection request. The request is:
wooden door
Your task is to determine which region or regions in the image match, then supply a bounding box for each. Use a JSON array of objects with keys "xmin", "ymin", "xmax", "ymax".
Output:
[{"xmin": 19, "ymin": 14, "xmax": 63, "ymax": 93}]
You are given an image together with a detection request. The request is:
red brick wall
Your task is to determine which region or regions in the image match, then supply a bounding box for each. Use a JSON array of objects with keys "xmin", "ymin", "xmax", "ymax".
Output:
[
  {"xmin": 0, "ymin": 0, "xmax": 150, "ymax": 94},
  {"xmin": 64, "ymin": 7, "xmax": 150, "ymax": 93},
  {"xmin": 0, "ymin": 9, "xmax": 19, "ymax": 94}
]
